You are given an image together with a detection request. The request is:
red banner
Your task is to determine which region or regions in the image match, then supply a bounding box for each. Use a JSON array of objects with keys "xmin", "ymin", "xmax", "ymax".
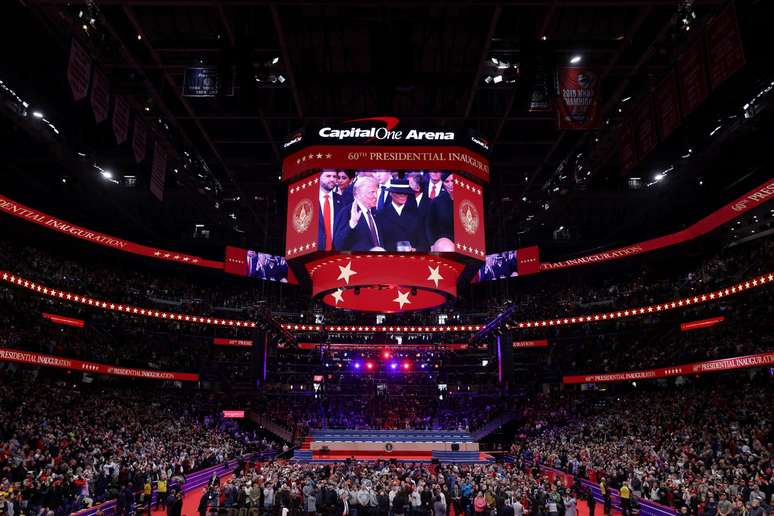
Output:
[
  {"xmin": 517, "ymin": 245, "xmax": 541, "ymax": 276},
  {"xmin": 133, "ymin": 118, "xmax": 147, "ymax": 163},
  {"xmin": 680, "ymin": 316, "xmax": 724, "ymax": 331},
  {"xmin": 453, "ymin": 176, "xmax": 486, "ymax": 259},
  {"xmin": 706, "ymin": 2, "xmax": 746, "ymax": 89},
  {"xmin": 90, "ymin": 67, "xmax": 110, "ymax": 124},
  {"xmin": 67, "ymin": 38, "xmax": 91, "ymax": 101},
  {"xmin": 618, "ymin": 117, "xmax": 637, "ymax": 176},
  {"xmin": 653, "ymin": 71, "xmax": 682, "ymax": 141},
  {"xmin": 634, "ymin": 96, "xmax": 658, "ymax": 161},
  {"xmin": 224, "ymin": 246, "xmax": 249, "ymax": 275},
  {"xmin": 282, "ymin": 146, "xmax": 490, "ymax": 184},
  {"xmin": 556, "ymin": 67, "xmax": 601, "ymax": 130},
  {"xmin": 513, "ymin": 339, "xmax": 548, "ymax": 348},
  {"xmin": 112, "ymin": 96, "xmax": 130, "ymax": 144},
  {"xmin": 298, "ymin": 343, "xmax": 468, "ymax": 350},
  {"xmin": 222, "ymin": 410, "xmax": 245, "ymax": 418},
  {"xmin": 42, "ymin": 312, "xmax": 84, "ymax": 328},
  {"xmin": 541, "ymin": 179, "xmax": 774, "ymax": 271},
  {"xmin": 150, "ymin": 141, "xmax": 167, "ymax": 201},
  {"xmin": 213, "ymin": 338, "xmax": 253, "ymax": 347},
  {"xmin": 0, "ymin": 347, "xmax": 199, "ymax": 381},
  {"xmin": 677, "ymin": 37, "xmax": 709, "ymax": 116},
  {"xmin": 0, "ymin": 195, "xmax": 223, "ymax": 268},
  {"xmin": 285, "ymin": 176, "xmax": 319, "ymax": 258},
  {"xmin": 563, "ymin": 352, "xmax": 774, "ymax": 385}
]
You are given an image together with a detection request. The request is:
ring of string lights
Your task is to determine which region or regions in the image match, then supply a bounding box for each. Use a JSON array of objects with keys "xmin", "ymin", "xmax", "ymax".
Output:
[{"xmin": 1, "ymin": 270, "xmax": 771, "ymax": 333}]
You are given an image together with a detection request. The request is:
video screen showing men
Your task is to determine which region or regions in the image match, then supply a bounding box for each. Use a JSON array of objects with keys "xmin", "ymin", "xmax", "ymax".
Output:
[
  {"xmin": 246, "ymin": 251, "xmax": 289, "ymax": 282},
  {"xmin": 473, "ymin": 250, "xmax": 518, "ymax": 282},
  {"xmin": 316, "ymin": 169, "xmax": 458, "ymax": 252}
]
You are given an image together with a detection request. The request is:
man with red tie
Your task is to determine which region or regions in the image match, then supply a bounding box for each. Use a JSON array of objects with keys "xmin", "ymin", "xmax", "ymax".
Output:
[
  {"xmin": 425, "ymin": 170, "xmax": 444, "ymax": 200},
  {"xmin": 318, "ymin": 169, "xmax": 343, "ymax": 251}
]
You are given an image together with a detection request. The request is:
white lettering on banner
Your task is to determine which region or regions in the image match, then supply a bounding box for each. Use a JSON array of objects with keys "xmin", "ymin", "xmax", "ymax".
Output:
[
  {"xmin": 470, "ymin": 136, "xmax": 490, "ymax": 151},
  {"xmin": 542, "ymin": 246, "xmax": 645, "ymax": 270},
  {"xmin": 283, "ymin": 134, "xmax": 303, "ymax": 148},
  {"xmin": 0, "ymin": 347, "xmax": 198, "ymax": 381},
  {"xmin": 0, "ymin": 349, "xmax": 73, "ymax": 368},
  {"xmin": 562, "ymin": 88, "xmax": 595, "ymax": 106},
  {"xmin": 730, "ymin": 182, "xmax": 774, "ymax": 212},
  {"xmin": 356, "ymin": 151, "xmax": 489, "ymax": 175},
  {"xmin": 107, "ymin": 366, "xmax": 175, "ymax": 380},
  {"xmin": 319, "ymin": 127, "xmax": 454, "ymax": 141},
  {"xmin": 696, "ymin": 353, "xmax": 774, "ymax": 372},
  {"xmin": 45, "ymin": 220, "xmax": 129, "ymax": 248},
  {"xmin": 570, "ymin": 352, "xmax": 774, "ymax": 384}
]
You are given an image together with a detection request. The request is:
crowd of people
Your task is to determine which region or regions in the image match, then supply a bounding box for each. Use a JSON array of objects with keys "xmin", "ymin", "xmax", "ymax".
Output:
[
  {"xmin": 192, "ymin": 459, "xmax": 583, "ymax": 516},
  {"xmin": 512, "ymin": 377, "xmax": 774, "ymax": 515},
  {"xmin": 0, "ymin": 373, "xmax": 276, "ymax": 516}
]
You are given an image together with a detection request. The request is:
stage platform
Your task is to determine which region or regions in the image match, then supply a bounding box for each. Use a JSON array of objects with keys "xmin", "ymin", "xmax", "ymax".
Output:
[{"xmin": 294, "ymin": 430, "xmax": 491, "ymax": 463}]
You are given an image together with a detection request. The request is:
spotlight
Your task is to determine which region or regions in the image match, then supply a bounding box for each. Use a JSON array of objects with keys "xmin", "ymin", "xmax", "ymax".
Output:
[
  {"xmin": 354, "ymin": 362, "xmax": 361, "ymax": 370},
  {"xmin": 32, "ymin": 111, "xmax": 44, "ymax": 119},
  {"xmin": 272, "ymin": 57, "xmax": 280, "ymax": 65},
  {"xmin": 390, "ymin": 363, "xmax": 398, "ymax": 370},
  {"xmin": 100, "ymin": 171, "xmax": 113, "ymax": 180},
  {"xmin": 366, "ymin": 362, "xmax": 374, "ymax": 371},
  {"xmin": 570, "ymin": 55, "xmax": 582, "ymax": 64},
  {"xmin": 492, "ymin": 75, "xmax": 503, "ymax": 84},
  {"xmin": 383, "ymin": 351, "xmax": 392, "ymax": 359},
  {"xmin": 482, "ymin": 359, "xmax": 489, "ymax": 367},
  {"xmin": 402, "ymin": 361, "xmax": 411, "ymax": 370}
]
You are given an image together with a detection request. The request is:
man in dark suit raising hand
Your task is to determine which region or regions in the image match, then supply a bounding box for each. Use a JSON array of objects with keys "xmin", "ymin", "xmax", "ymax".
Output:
[{"xmin": 333, "ymin": 176, "xmax": 385, "ymax": 251}]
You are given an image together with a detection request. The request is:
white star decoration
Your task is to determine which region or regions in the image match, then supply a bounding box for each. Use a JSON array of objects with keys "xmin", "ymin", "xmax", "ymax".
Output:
[
  {"xmin": 393, "ymin": 289, "xmax": 411, "ymax": 310},
  {"xmin": 331, "ymin": 289, "xmax": 344, "ymax": 305},
  {"xmin": 427, "ymin": 265, "xmax": 443, "ymax": 288},
  {"xmin": 337, "ymin": 261, "xmax": 357, "ymax": 284}
]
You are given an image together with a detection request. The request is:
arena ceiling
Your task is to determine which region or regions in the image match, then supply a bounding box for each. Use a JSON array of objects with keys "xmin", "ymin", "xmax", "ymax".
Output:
[{"xmin": 4, "ymin": 0, "xmax": 769, "ymax": 257}]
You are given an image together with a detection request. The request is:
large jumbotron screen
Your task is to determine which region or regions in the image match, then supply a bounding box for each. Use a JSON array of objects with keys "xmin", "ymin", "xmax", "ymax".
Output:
[{"xmin": 285, "ymin": 169, "xmax": 485, "ymax": 256}]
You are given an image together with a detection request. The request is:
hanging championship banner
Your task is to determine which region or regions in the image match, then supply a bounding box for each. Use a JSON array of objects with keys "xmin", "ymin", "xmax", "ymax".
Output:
[
  {"xmin": 150, "ymin": 141, "xmax": 167, "ymax": 201},
  {"xmin": 677, "ymin": 37, "xmax": 709, "ymax": 116},
  {"xmin": 653, "ymin": 71, "xmax": 682, "ymax": 141},
  {"xmin": 90, "ymin": 67, "xmax": 110, "ymax": 124},
  {"xmin": 618, "ymin": 117, "xmax": 637, "ymax": 175},
  {"xmin": 67, "ymin": 38, "xmax": 92, "ymax": 101},
  {"xmin": 706, "ymin": 2, "xmax": 746, "ymax": 89},
  {"xmin": 634, "ymin": 96, "xmax": 657, "ymax": 161},
  {"xmin": 133, "ymin": 117, "xmax": 147, "ymax": 163},
  {"xmin": 112, "ymin": 96, "xmax": 130, "ymax": 144},
  {"xmin": 556, "ymin": 67, "xmax": 601, "ymax": 130}
]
